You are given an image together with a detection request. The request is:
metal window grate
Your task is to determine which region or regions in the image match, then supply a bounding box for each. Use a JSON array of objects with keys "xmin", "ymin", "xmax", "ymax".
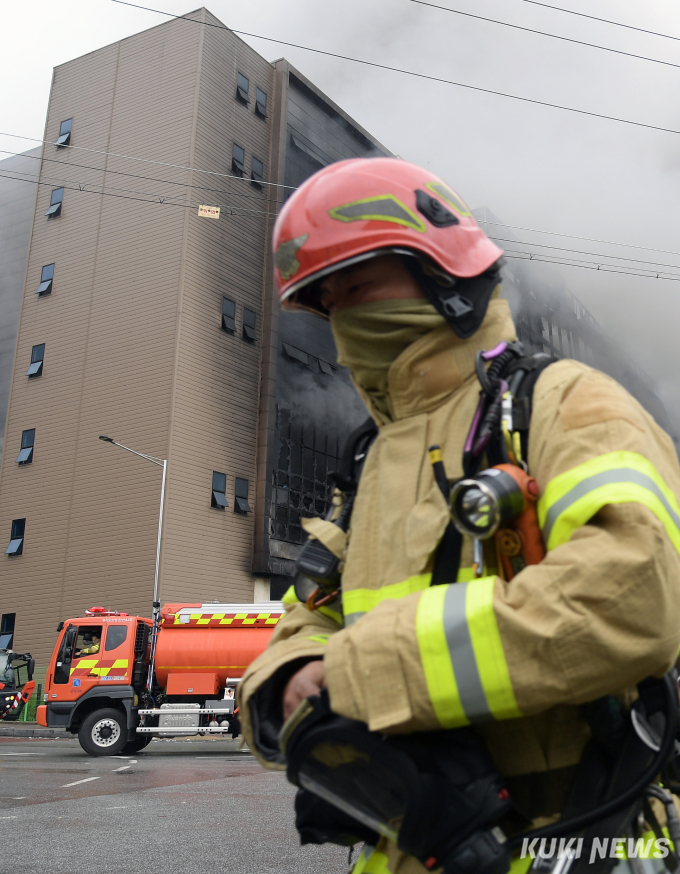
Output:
[{"xmin": 270, "ymin": 407, "xmax": 340, "ymax": 545}]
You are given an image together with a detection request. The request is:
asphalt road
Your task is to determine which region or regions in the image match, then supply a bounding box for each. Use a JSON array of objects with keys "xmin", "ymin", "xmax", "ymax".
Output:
[{"xmin": 0, "ymin": 735, "xmax": 349, "ymax": 874}]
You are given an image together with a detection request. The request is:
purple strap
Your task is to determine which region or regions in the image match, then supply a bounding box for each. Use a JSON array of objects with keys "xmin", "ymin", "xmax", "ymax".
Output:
[
  {"xmin": 464, "ymin": 397, "xmax": 485, "ymax": 453},
  {"xmin": 481, "ymin": 342, "xmax": 508, "ymax": 361}
]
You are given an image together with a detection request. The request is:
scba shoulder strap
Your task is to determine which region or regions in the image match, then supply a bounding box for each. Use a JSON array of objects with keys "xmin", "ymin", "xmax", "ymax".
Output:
[{"xmin": 430, "ymin": 345, "xmax": 557, "ymax": 586}]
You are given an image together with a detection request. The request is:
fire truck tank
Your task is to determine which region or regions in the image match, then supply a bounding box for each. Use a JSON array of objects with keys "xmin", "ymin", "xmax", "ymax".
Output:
[{"xmin": 154, "ymin": 602, "xmax": 284, "ymax": 691}]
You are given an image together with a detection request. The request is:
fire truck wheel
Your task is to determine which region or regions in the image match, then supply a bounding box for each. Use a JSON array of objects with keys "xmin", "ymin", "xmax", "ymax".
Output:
[
  {"xmin": 122, "ymin": 734, "xmax": 152, "ymax": 754},
  {"xmin": 78, "ymin": 708, "xmax": 128, "ymax": 756}
]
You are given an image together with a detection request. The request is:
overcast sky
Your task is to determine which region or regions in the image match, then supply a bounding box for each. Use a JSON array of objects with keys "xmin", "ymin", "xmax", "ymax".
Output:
[{"xmin": 2, "ymin": 0, "xmax": 680, "ymax": 428}]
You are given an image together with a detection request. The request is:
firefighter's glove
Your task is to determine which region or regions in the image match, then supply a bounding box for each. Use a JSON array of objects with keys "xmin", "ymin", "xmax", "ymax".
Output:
[{"xmin": 279, "ymin": 689, "xmax": 512, "ymax": 874}]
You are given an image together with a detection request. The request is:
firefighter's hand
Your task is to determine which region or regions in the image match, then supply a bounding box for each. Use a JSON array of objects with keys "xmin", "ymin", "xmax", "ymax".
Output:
[{"xmin": 282, "ymin": 660, "xmax": 326, "ymax": 721}]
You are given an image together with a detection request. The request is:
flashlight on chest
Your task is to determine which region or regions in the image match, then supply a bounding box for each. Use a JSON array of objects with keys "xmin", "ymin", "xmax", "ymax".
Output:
[{"xmin": 449, "ymin": 464, "xmax": 546, "ymax": 580}]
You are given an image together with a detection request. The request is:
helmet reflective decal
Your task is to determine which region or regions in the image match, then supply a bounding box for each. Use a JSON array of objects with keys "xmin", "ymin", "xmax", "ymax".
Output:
[
  {"xmin": 425, "ymin": 182, "xmax": 472, "ymax": 217},
  {"xmin": 329, "ymin": 195, "xmax": 427, "ymax": 233},
  {"xmin": 274, "ymin": 233, "xmax": 310, "ymax": 280}
]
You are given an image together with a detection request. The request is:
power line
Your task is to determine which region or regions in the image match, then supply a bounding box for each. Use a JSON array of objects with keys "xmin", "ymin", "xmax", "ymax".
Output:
[
  {"xmin": 519, "ymin": 0, "xmax": 680, "ymax": 44},
  {"xmin": 6, "ymin": 170, "xmax": 680, "ymax": 286},
  {"xmin": 0, "ymin": 169, "xmax": 278, "ymax": 217},
  {"xmin": 406, "ymin": 0, "xmax": 680, "ymax": 71},
  {"xmin": 490, "ymin": 236, "xmax": 680, "ymax": 272},
  {"xmin": 0, "ymin": 147, "xmax": 274, "ymax": 205},
  {"xmin": 110, "ymin": 0, "xmax": 680, "ymax": 141},
  {"xmin": 5, "ymin": 140, "xmax": 680, "ymax": 267},
  {"xmin": 0, "ymin": 130, "xmax": 294, "ymax": 191},
  {"xmin": 503, "ymin": 250, "xmax": 680, "ymax": 282},
  {"xmin": 476, "ymin": 218, "xmax": 680, "ymax": 260}
]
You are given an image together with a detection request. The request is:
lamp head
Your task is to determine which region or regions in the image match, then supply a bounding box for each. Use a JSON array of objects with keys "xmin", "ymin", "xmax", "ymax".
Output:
[{"xmin": 99, "ymin": 435, "xmax": 114, "ymax": 443}]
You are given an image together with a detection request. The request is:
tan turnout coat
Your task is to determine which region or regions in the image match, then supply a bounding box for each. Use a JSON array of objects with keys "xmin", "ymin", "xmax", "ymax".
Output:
[{"xmin": 239, "ymin": 298, "xmax": 680, "ymax": 873}]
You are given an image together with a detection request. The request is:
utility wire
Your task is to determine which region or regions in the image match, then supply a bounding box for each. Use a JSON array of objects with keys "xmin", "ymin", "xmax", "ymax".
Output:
[
  {"xmin": 477, "ymin": 218, "xmax": 680, "ymax": 260},
  {"xmin": 503, "ymin": 250, "xmax": 680, "ymax": 282},
  {"xmin": 110, "ymin": 0, "xmax": 680, "ymax": 140},
  {"xmin": 406, "ymin": 0, "xmax": 680, "ymax": 71},
  {"xmin": 0, "ymin": 130, "xmax": 294, "ymax": 191},
  {"xmin": 490, "ymin": 236, "xmax": 680, "ymax": 272},
  {"xmin": 0, "ymin": 169, "xmax": 277, "ymax": 217},
  {"xmin": 4, "ymin": 140, "xmax": 680, "ymax": 266},
  {"xmin": 6, "ymin": 170, "xmax": 680, "ymax": 285},
  {"xmin": 519, "ymin": 1, "xmax": 680, "ymax": 44},
  {"xmin": 0, "ymin": 147, "xmax": 272, "ymax": 204}
]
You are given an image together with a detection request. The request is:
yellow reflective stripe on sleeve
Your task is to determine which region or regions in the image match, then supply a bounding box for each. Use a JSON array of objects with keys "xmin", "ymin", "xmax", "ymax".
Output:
[
  {"xmin": 538, "ymin": 451, "xmax": 680, "ymax": 552},
  {"xmin": 304, "ymin": 634, "xmax": 330, "ymax": 644},
  {"xmin": 352, "ymin": 850, "xmax": 392, "ymax": 874},
  {"xmin": 466, "ymin": 577, "xmax": 521, "ymax": 720},
  {"xmin": 282, "ymin": 585, "xmax": 298, "ymax": 606},
  {"xmin": 344, "ymin": 574, "xmax": 431, "ymax": 624},
  {"xmin": 344, "ymin": 568, "xmax": 476, "ymax": 624},
  {"xmin": 416, "ymin": 585, "xmax": 469, "ymax": 727},
  {"xmin": 416, "ymin": 578, "xmax": 520, "ymax": 726}
]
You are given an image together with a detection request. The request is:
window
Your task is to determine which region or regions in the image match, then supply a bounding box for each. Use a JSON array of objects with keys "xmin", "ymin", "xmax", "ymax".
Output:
[
  {"xmin": 255, "ymin": 87, "xmax": 268, "ymax": 118},
  {"xmin": 56, "ymin": 118, "xmax": 72, "ymax": 148},
  {"xmin": 221, "ymin": 297, "xmax": 236, "ymax": 333},
  {"xmin": 45, "ymin": 187, "xmax": 63, "ymax": 218},
  {"xmin": 234, "ymin": 478, "xmax": 252, "ymax": 514},
  {"xmin": 283, "ymin": 343, "xmax": 309, "ymax": 366},
  {"xmin": 232, "ymin": 143, "xmax": 245, "ymax": 176},
  {"xmin": 243, "ymin": 308, "xmax": 257, "ymax": 342},
  {"xmin": 251, "ymin": 157, "xmax": 264, "ymax": 187},
  {"xmin": 319, "ymin": 361, "xmax": 334, "ymax": 376},
  {"xmin": 236, "ymin": 72, "xmax": 249, "ymax": 104},
  {"xmin": 105, "ymin": 625, "xmax": 128, "ymax": 651},
  {"xmin": 0, "ymin": 614, "xmax": 16, "ymax": 649},
  {"xmin": 17, "ymin": 429, "xmax": 35, "ymax": 465},
  {"xmin": 6, "ymin": 519, "xmax": 25, "ymax": 556},
  {"xmin": 36, "ymin": 263, "xmax": 54, "ymax": 296},
  {"xmin": 26, "ymin": 344, "xmax": 44, "ymax": 378},
  {"xmin": 211, "ymin": 471, "xmax": 228, "ymax": 509}
]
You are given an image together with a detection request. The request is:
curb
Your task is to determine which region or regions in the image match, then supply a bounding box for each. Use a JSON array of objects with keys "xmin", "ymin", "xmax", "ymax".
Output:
[{"xmin": 0, "ymin": 723, "xmax": 70, "ymax": 739}]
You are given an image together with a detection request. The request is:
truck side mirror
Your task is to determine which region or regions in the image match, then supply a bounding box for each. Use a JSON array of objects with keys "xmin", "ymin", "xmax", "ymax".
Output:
[{"xmin": 27, "ymin": 658, "xmax": 35, "ymax": 680}]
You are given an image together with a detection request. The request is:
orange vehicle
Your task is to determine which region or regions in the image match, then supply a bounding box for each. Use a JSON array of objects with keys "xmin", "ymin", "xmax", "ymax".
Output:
[{"xmin": 36, "ymin": 601, "xmax": 283, "ymax": 756}]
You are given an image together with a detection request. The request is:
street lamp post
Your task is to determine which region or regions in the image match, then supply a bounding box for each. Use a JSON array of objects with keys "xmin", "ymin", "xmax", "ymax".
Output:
[{"xmin": 98, "ymin": 435, "xmax": 167, "ymax": 695}]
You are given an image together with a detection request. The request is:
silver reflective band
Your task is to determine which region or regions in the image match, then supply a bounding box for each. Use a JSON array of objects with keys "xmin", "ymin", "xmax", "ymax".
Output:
[
  {"xmin": 443, "ymin": 583, "xmax": 490, "ymax": 722},
  {"xmin": 542, "ymin": 468, "xmax": 680, "ymax": 545}
]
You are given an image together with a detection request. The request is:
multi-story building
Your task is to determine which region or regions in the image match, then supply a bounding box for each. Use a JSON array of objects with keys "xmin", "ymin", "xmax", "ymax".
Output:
[
  {"xmin": 0, "ymin": 8, "xmax": 389, "ymax": 669},
  {"xmin": 0, "ymin": 8, "xmax": 670, "ymax": 673}
]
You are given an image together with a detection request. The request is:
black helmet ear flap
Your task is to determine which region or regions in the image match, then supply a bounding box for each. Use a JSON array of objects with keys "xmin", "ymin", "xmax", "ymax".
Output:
[{"xmin": 404, "ymin": 256, "xmax": 504, "ymax": 339}]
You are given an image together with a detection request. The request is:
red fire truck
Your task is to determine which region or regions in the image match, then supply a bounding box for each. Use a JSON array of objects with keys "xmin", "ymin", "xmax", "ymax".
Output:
[{"xmin": 36, "ymin": 601, "xmax": 283, "ymax": 756}]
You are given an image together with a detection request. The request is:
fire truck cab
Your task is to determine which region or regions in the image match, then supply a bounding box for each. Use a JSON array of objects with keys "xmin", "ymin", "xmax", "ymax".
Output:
[{"xmin": 37, "ymin": 608, "xmax": 152, "ymax": 755}]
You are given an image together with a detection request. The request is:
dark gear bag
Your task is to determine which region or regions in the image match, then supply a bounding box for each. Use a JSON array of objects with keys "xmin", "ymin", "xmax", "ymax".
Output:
[{"xmin": 282, "ymin": 689, "xmax": 512, "ymax": 874}]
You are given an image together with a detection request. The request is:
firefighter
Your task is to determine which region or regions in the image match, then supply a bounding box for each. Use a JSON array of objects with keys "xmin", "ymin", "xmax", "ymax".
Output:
[
  {"xmin": 238, "ymin": 158, "xmax": 680, "ymax": 874},
  {"xmin": 75, "ymin": 633, "xmax": 100, "ymax": 658}
]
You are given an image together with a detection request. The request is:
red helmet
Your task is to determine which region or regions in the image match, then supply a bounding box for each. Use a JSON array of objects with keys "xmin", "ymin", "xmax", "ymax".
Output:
[{"xmin": 273, "ymin": 157, "xmax": 504, "ymax": 336}]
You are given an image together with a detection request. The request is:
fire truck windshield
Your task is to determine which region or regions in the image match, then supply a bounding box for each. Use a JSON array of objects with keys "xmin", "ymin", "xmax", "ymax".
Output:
[{"xmin": 0, "ymin": 653, "xmax": 14, "ymax": 686}]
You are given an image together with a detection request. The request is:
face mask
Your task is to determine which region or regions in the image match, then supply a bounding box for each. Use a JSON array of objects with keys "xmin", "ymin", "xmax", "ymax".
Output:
[{"xmin": 331, "ymin": 299, "xmax": 445, "ymax": 424}]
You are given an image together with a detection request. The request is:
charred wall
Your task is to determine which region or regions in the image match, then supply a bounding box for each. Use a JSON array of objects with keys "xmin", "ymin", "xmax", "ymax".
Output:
[{"xmin": 258, "ymin": 68, "xmax": 391, "ymax": 594}]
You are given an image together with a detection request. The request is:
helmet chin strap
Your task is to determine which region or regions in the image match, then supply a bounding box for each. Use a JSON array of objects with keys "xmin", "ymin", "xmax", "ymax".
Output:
[{"xmin": 404, "ymin": 257, "xmax": 504, "ymax": 339}]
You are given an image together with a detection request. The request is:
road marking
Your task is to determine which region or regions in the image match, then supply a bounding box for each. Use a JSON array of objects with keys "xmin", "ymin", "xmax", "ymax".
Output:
[
  {"xmin": 13, "ymin": 797, "xmax": 26, "ymax": 800},
  {"xmin": 105, "ymin": 806, "xmax": 127, "ymax": 810},
  {"xmin": 112, "ymin": 766, "xmax": 130, "ymax": 772},
  {"xmin": 62, "ymin": 777, "xmax": 101, "ymax": 787},
  {"xmin": 128, "ymin": 759, "xmax": 137, "ymax": 764},
  {"xmin": 0, "ymin": 752, "xmax": 44, "ymax": 756},
  {"xmin": 110, "ymin": 756, "xmax": 131, "ymax": 759},
  {"xmin": 0, "ymin": 816, "xmax": 17, "ymax": 819}
]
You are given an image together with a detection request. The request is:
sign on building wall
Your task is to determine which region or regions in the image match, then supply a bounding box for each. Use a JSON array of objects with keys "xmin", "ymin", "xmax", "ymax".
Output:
[{"xmin": 198, "ymin": 205, "xmax": 220, "ymax": 219}]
